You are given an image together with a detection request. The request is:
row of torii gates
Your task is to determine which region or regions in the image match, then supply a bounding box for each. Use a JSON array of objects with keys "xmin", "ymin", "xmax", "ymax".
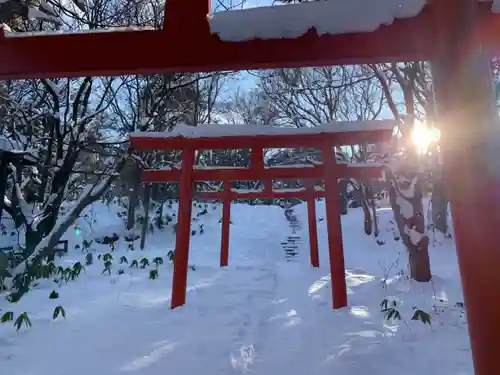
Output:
[
  {"xmin": 131, "ymin": 122, "xmax": 393, "ymax": 311},
  {"xmin": 1, "ymin": 0, "xmax": 498, "ymax": 373}
]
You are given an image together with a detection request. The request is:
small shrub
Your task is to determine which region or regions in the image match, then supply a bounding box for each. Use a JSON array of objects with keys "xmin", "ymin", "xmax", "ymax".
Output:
[
  {"xmin": 380, "ymin": 298, "xmax": 401, "ymax": 321},
  {"xmin": 53, "ymin": 306, "xmax": 66, "ymax": 320},
  {"xmin": 85, "ymin": 253, "xmax": 93, "ymax": 265},
  {"xmin": 139, "ymin": 258, "xmax": 150, "ymax": 269},
  {"xmin": 102, "ymin": 260, "xmax": 112, "ymax": 275},
  {"xmin": 14, "ymin": 312, "xmax": 32, "ymax": 331},
  {"xmin": 1, "ymin": 311, "xmax": 14, "ymax": 323},
  {"xmin": 72, "ymin": 262, "xmax": 85, "ymax": 277},
  {"xmin": 149, "ymin": 269, "xmax": 158, "ymax": 280},
  {"xmin": 49, "ymin": 290, "xmax": 59, "ymax": 299},
  {"xmin": 412, "ymin": 309, "xmax": 432, "ymax": 325},
  {"xmin": 153, "ymin": 257, "xmax": 164, "ymax": 267}
]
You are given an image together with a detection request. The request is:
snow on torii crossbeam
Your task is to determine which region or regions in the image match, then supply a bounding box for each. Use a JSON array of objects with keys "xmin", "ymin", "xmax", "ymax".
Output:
[
  {"xmin": 2, "ymin": 0, "xmax": 498, "ymax": 374},
  {"xmin": 130, "ymin": 121, "xmax": 393, "ymax": 310},
  {"xmin": 1, "ymin": 0, "xmax": 500, "ymax": 79}
]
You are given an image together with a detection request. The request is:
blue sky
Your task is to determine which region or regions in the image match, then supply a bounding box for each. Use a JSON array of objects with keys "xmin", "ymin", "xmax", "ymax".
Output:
[{"xmin": 212, "ymin": 0, "xmax": 397, "ymax": 122}]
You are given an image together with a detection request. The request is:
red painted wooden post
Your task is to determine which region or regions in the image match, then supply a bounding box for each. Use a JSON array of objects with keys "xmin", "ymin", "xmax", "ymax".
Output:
[
  {"xmin": 306, "ymin": 181, "xmax": 319, "ymax": 268},
  {"xmin": 220, "ymin": 181, "xmax": 231, "ymax": 267},
  {"xmin": 431, "ymin": 1, "xmax": 500, "ymax": 374},
  {"xmin": 321, "ymin": 144, "xmax": 347, "ymax": 309},
  {"xmin": 171, "ymin": 147, "xmax": 195, "ymax": 309},
  {"xmin": 252, "ymin": 147, "xmax": 272, "ymax": 192}
]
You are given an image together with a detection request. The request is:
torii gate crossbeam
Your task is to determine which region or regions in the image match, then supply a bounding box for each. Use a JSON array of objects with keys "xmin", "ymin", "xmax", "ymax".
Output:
[
  {"xmin": 0, "ymin": 1, "xmax": 500, "ymax": 79},
  {"xmin": 1, "ymin": 1, "xmax": 499, "ymax": 374}
]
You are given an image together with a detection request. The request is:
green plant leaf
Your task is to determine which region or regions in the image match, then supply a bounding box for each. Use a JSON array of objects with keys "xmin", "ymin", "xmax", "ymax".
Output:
[
  {"xmin": 140, "ymin": 258, "xmax": 149, "ymax": 268},
  {"xmin": 85, "ymin": 253, "xmax": 93, "ymax": 265},
  {"xmin": 14, "ymin": 312, "xmax": 32, "ymax": 331},
  {"xmin": 53, "ymin": 305, "xmax": 66, "ymax": 320},
  {"xmin": 7, "ymin": 291, "xmax": 22, "ymax": 303},
  {"xmin": 149, "ymin": 269, "xmax": 158, "ymax": 280},
  {"xmin": 380, "ymin": 298, "xmax": 388, "ymax": 310},
  {"xmin": 49, "ymin": 290, "xmax": 59, "ymax": 299},
  {"xmin": 1, "ymin": 311, "xmax": 14, "ymax": 323},
  {"xmin": 72, "ymin": 262, "xmax": 85, "ymax": 275},
  {"xmin": 412, "ymin": 309, "xmax": 432, "ymax": 325},
  {"xmin": 153, "ymin": 257, "xmax": 164, "ymax": 266}
]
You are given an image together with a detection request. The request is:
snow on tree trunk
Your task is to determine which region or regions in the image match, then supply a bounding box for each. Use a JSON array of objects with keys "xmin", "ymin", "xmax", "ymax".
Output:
[
  {"xmin": 4, "ymin": 153, "xmax": 129, "ymax": 289},
  {"xmin": 430, "ymin": 165, "xmax": 449, "ymax": 234},
  {"xmin": 140, "ymin": 184, "xmax": 151, "ymax": 250},
  {"xmin": 126, "ymin": 161, "xmax": 141, "ymax": 230},
  {"xmin": 386, "ymin": 163, "xmax": 432, "ymax": 282},
  {"xmin": 338, "ymin": 179, "xmax": 348, "ymax": 215}
]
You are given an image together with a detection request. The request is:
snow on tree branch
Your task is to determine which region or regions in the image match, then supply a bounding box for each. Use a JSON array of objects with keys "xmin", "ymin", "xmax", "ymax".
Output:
[{"xmin": 4, "ymin": 149, "xmax": 132, "ymax": 289}]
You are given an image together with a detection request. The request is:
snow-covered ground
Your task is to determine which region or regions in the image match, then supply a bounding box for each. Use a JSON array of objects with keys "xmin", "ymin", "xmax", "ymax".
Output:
[{"xmin": 0, "ymin": 200, "xmax": 471, "ymax": 374}]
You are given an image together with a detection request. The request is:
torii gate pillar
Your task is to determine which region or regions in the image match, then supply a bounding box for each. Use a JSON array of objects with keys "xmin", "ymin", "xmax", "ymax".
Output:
[{"xmin": 432, "ymin": 1, "xmax": 500, "ymax": 374}]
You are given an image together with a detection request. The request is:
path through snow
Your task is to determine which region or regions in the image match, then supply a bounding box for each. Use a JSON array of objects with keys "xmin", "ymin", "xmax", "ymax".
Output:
[{"xmin": 0, "ymin": 201, "xmax": 472, "ymax": 375}]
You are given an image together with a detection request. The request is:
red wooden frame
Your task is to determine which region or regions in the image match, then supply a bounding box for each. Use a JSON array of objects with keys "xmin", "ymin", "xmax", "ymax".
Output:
[
  {"xmin": 3, "ymin": 0, "xmax": 499, "ymax": 373},
  {"xmin": 131, "ymin": 127, "xmax": 390, "ymax": 310},
  {"xmin": 1, "ymin": 1, "xmax": 500, "ymax": 79}
]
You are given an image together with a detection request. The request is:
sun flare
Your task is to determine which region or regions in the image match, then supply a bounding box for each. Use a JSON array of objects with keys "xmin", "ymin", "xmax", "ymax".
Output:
[{"xmin": 411, "ymin": 121, "xmax": 440, "ymax": 152}]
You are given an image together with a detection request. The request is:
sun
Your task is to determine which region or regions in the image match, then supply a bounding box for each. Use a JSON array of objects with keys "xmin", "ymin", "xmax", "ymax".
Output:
[{"xmin": 411, "ymin": 121, "xmax": 440, "ymax": 152}]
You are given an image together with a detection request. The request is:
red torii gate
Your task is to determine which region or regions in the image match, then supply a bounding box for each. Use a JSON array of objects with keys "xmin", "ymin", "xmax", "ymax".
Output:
[
  {"xmin": 131, "ymin": 122, "xmax": 392, "ymax": 309},
  {"xmin": 2, "ymin": 0, "xmax": 499, "ymax": 373}
]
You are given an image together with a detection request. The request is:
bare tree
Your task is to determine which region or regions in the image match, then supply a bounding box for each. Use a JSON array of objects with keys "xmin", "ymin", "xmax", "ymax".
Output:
[{"xmin": 372, "ymin": 62, "xmax": 432, "ymax": 282}]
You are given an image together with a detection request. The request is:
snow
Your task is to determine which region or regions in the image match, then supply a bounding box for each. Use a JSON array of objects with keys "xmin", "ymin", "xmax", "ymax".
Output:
[
  {"xmin": 231, "ymin": 188, "xmax": 264, "ymax": 193},
  {"xmin": 396, "ymin": 196, "xmax": 413, "ymax": 219},
  {"xmin": 132, "ymin": 120, "xmax": 396, "ymax": 139},
  {"xmin": 268, "ymin": 163, "xmax": 315, "ymax": 168},
  {"xmin": 210, "ymin": 0, "xmax": 500, "ymax": 42},
  {"xmin": 27, "ymin": 7, "xmax": 60, "ymax": 24},
  {"xmin": 194, "ymin": 165, "xmax": 248, "ymax": 170},
  {"xmin": 209, "ymin": 0, "xmax": 427, "ymax": 41},
  {"xmin": 4, "ymin": 26, "xmax": 155, "ymax": 38},
  {"xmin": 0, "ymin": 199, "xmax": 471, "ymax": 375},
  {"xmin": 45, "ymin": 79, "xmax": 61, "ymax": 95},
  {"xmin": 272, "ymin": 187, "xmax": 306, "ymax": 193},
  {"xmin": 0, "ymin": 135, "xmax": 14, "ymax": 151}
]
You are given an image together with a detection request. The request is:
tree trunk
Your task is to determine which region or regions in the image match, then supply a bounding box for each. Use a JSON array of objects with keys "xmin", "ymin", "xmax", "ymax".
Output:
[
  {"xmin": 140, "ymin": 184, "xmax": 151, "ymax": 250},
  {"xmin": 127, "ymin": 163, "xmax": 141, "ymax": 230},
  {"xmin": 5, "ymin": 152, "xmax": 130, "ymax": 288},
  {"xmin": 338, "ymin": 179, "xmax": 348, "ymax": 215},
  {"xmin": 387, "ymin": 166, "xmax": 432, "ymax": 282},
  {"xmin": 431, "ymin": 166, "xmax": 449, "ymax": 233},
  {"xmin": 0, "ymin": 152, "xmax": 10, "ymax": 223}
]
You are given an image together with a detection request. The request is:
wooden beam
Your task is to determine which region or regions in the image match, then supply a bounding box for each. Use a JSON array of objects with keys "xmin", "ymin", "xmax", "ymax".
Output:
[
  {"xmin": 0, "ymin": 4, "xmax": 436, "ymax": 79},
  {"xmin": 141, "ymin": 164, "xmax": 382, "ymax": 183},
  {"xmin": 195, "ymin": 189, "xmax": 326, "ymax": 200},
  {"xmin": 131, "ymin": 129, "xmax": 392, "ymax": 150}
]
